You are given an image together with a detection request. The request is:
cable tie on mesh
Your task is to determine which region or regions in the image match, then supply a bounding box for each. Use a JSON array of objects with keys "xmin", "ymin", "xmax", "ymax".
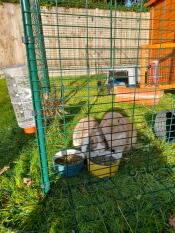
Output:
[
  {"xmin": 22, "ymin": 36, "xmax": 35, "ymax": 44},
  {"xmin": 32, "ymin": 110, "xmax": 42, "ymax": 117},
  {"xmin": 41, "ymin": 182, "xmax": 50, "ymax": 190}
]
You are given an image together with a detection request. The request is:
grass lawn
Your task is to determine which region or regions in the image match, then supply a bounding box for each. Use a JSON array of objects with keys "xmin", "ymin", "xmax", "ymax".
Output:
[{"xmin": 1, "ymin": 76, "xmax": 175, "ymax": 233}]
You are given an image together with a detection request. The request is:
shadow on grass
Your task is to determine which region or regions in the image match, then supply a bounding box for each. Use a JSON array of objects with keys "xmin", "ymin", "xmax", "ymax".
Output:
[
  {"xmin": 64, "ymin": 80, "xmax": 88, "ymax": 104},
  {"xmin": 0, "ymin": 127, "xmax": 35, "ymax": 169},
  {"xmin": 3, "ymin": 129, "xmax": 175, "ymax": 233}
]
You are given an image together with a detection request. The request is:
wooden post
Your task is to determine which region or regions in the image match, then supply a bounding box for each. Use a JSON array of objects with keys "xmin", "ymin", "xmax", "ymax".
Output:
[{"xmin": 140, "ymin": 48, "xmax": 146, "ymax": 88}]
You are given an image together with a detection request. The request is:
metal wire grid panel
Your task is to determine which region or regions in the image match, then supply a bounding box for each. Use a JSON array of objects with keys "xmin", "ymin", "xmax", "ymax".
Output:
[{"xmin": 21, "ymin": 0, "xmax": 175, "ymax": 231}]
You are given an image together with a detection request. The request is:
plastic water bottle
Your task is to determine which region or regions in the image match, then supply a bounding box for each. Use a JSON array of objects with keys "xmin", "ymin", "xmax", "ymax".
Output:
[{"xmin": 3, "ymin": 64, "xmax": 36, "ymax": 134}]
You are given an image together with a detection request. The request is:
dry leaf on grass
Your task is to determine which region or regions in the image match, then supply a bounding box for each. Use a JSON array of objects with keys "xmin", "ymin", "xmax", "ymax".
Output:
[
  {"xmin": 169, "ymin": 215, "xmax": 175, "ymax": 230},
  {"xmin": 0, "ymin": 166, "xmax": 10, "ymax": 175},
  {"xmin": 23, "ymin": 177, "xmax": 33, "ymax": 186}
]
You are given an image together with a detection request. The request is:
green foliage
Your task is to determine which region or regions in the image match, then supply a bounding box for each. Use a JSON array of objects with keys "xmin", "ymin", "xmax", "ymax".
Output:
[{"xmin": 0, "ymin": 0, "xmax": 148, "ymax": 12}]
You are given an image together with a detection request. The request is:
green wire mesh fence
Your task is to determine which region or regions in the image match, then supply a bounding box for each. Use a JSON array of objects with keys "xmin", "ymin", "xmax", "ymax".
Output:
[{"xmin": 20, "ymin": 0, "xmax": 175, "ymax": 231}]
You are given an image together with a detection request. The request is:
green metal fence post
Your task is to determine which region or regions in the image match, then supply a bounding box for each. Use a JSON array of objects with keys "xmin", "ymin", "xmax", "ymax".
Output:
[
  {"xmin": 110, "ymin": 0, "xmax": 113, "ymax": 68},
  {"xmin": 20, "ymin": 0, "xmax": 50, "ymax": 193},
  {"xmin": 30, "ymin": 0, "xmax": 50, "ymax": 93}
]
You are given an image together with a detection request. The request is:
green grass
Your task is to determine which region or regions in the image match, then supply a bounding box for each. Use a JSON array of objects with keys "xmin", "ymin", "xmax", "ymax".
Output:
[
  {"xmin": 0, "ymin": 79, "xmax": 42, "ymax": 231},
  {"xmin": 1, "ymin": 76, "xmax": 175, "ymax": 233}
]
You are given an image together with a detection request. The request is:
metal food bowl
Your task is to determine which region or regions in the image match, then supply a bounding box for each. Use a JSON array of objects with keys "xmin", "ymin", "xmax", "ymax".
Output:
[{"xmin": 53, "ymin": 149, "xmax": 85, "ymax": 177}]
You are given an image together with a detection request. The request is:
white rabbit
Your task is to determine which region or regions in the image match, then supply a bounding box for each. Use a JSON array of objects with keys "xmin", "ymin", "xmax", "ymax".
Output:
[
  {"xmin": 73, "ymin": 117, "xmax": 106, "ymax": 157},
  {"xmin": 99, "ymin": 112, "xmax": 137, "ymax": 156}
]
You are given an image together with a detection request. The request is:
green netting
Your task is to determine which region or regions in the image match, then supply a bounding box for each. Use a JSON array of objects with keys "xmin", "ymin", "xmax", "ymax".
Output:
[{"xmin": 19, "ymin": 0, "xmax": 175, "ymax": 231}]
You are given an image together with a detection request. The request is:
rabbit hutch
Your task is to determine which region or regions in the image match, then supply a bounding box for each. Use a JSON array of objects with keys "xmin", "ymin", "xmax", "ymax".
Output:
[
  {"xmin": 113, "ymin": 0, "xmax": 175, "ymax": 105},
  {"xmin": 142, "ymin": 0, "xmax": 175, "ymax": 89},
  {"xmin": 20, "ymin": 0, "xmax": 175, "ymax": 231}
]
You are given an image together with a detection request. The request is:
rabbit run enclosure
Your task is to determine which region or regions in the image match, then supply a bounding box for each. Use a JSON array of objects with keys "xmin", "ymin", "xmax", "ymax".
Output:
[{"xmin": 21, "ymin": 0, "xmax": 175, "ymax": 232}]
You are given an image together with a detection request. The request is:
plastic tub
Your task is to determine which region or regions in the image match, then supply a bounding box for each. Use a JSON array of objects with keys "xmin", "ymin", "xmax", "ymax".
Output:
[
  {"xmin": 114, "ymin": 86, "xmax": 163, "ymax": 106},
  {"xmin": 53, "ymin": 149, "xmax": 85, "ymax": 177},
  {"xmin": 87, "ymin": 151, "xmax": 121, "ymax": 178}
]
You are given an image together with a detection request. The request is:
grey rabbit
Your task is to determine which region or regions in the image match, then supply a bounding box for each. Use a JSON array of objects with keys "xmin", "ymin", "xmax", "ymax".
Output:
[{"xmin": 99, "ymin": 112, "xmax": 137, "ymax": 156}]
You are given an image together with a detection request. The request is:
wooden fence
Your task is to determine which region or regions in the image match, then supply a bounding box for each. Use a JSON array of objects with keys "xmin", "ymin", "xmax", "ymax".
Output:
[{"xmin": 0, "ymin": 3, "xmax": 150, "ymax": 76}]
